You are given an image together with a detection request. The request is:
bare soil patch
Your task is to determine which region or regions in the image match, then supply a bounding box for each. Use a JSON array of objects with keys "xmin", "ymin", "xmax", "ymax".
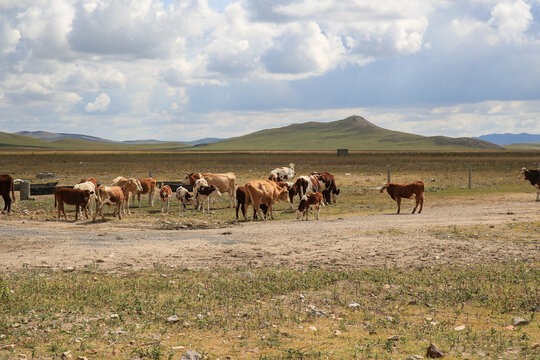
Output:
[{"xmin": 1, "ymin": 193, "xmax": 538, "ymax": 272}]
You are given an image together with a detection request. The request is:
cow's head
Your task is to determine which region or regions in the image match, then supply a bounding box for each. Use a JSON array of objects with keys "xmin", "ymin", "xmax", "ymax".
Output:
[
  {"xmin": 332, "ymin": 188, "xmax": 341, "ymax": 203},
  {"xmin": 278, "ymin": 186, "xmax": 290, "ymax": 203},
  {"xmin": 517, "ymin": 167, "xmax": 528, "ymax": 180},
  {"xmin": 289, "ymin": 163, "xmax": 295, "ymax": 170},
  {"xmin": 379, "ymin": 183, "xmax": 389, "ymax": 193},
  {"xmin": 269, "ymin": 174, "xmax": 277, "ymax": 182},
  {"xmin": 129, "ymin": 178, "xmax": 143, "ymax": 193},
  {"xmin": 83, "ymin": 190, "xmax": 92, "ymax": 203},
  {"xmin": 296, "ymin": 195, "xmax": 308, "ymax": 219}
]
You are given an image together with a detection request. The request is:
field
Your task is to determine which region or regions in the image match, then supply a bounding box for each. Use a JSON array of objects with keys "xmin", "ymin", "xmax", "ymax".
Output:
[{"xmin": 0, "ymin": 151, "xmax": 539, "ymax": 359}]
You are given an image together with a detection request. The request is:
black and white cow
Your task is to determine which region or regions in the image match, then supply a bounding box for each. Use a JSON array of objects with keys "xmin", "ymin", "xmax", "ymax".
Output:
[{"xmin": 518, "ymin": 167, "xmax": 540, "ymax": 201}]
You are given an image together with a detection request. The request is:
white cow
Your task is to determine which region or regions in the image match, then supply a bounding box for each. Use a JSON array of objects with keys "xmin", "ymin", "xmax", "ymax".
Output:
[
  {"xmin": 176, "ymin": 186, "xmax": 194, "ymax": 212},
  {"xmin": 269, "ymin": 163, "xmax": 296, "ymax": 182},
  {"xmin": 74, "ymin": 181, "xmax": 96, "ymax": 217}
]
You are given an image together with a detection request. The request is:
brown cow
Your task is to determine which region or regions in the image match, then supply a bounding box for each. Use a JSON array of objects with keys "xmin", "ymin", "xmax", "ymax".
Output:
[
  {"xmin": 380, "ymin": 181, "xmax": 424, "ymax": 214},
  {"xmin": 517, "ymin": 167, "xmax": 540, "ymax": 201},
  {"xmin": 182, "ymin": 172, "xmax": 236, "ymax": 208},
  {"xmin": 54, "ymin": 187, "xmax": 93, "ymax": 221},
  {"xmin": 245, "ymin": 180, "xmax": 289, "ymax": 220},
  {"xmin": 295, "ymin": 175, "xmax": 320, "ymax": 199},
  {"xmin": 0, "ymin": 174, "xmax": 16, "ymax": 214},
  {"xmin": 159, "ymin": 185, "xmax": 173, "ymax": 213},
  {"xmin": 93, "ymin": 186, "xmax": 125, "ymax": 222},
  {"xmin": 111, "ymin": 177, "xmax": 143, "ymax": 214},
  {"xmin": 132, "ymin": 178, "xmax": 157, "ymax": 207},
  {"xmin": 235, "ymin": 186, "xmax": 268, "ymax": 221},
  {"xmin": 311, "ymin": 171, "xmax": 340, "ymax": 204},
  {"xmin": 296, "ymin": 192, "xmax": 324, "ymax": 220}
]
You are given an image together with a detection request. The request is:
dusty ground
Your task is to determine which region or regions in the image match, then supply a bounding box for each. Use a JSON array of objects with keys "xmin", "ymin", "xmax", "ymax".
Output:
[{"xmin": 0, "ymin": 193, "xmax": 538, "ymax": 272}]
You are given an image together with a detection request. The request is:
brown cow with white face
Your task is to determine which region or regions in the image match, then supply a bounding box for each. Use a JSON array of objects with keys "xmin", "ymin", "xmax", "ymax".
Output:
[
  {"xmin": 93, "ymin": 186, "xmax": 125, "ymax": 222},
  {"xmin": 54, "ymin": 187, "xmax": 93, "ymax": 221},
  {"xmin": 380, "ymin": 181, "xmax": 424, "ymax": 214},
  {"xmin": 159, "ymin": 185, "xmax": 173, "ymax": 213},
  {"xmin": 0, "ymin": 174, "xmax": 16, "ymax": 214},
  {"xmin": 296, "ymin": 192, "xmax": 324, "ymax": 221}
]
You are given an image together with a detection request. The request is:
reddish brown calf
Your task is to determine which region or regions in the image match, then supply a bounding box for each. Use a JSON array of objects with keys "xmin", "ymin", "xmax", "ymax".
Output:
[
  {"xmin": 54, "ymin": 187, "xmax": 93, "ymax": 221},
  {"xmin": 380, "ymin": 181, "xmax": 424, "ymax": 214},
  {"xmin": 0, "ymin": 174, "xmax": 16, "ymax": 214},
  {"xmin": 296, "ymin": 192, "xmax": 324, "ymax": 220}
]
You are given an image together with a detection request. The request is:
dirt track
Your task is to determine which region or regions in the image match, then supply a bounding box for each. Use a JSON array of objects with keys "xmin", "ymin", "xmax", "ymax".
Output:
[{"xmin": 1, "ymin": 193, "xmax": 538, "ymax": 271}]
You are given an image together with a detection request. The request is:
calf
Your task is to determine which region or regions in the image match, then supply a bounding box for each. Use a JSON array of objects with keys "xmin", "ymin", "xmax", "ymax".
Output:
[
  {"xmin": 197, "ymin": 185, "xmax": 222, "ymax": 213},
  {"xmin": 380, "ymin": 181, "xmax": 424, "ymax": 214},
  {"xmin": 518, "ymin": 167, "xmax": 540, "ymax": 201},
  {"xmin": 235, "ymin": 186, "xmax": 268, "ymax": 221},
  {"xmin": 111, "ymin": 177, "xmax": 143, "ymax": 215},
  {"xmin": 132, "ymin": 178, "xmax": 157, "ymax": 207},
  {"xmin": 74, "ymin": 181, "xmax": 96, "ymax": 217},
  {"xmin": 54, "ymin": 188, "xmax": 93, "ymax": 221},
  {"xmin": 176, "ymin": 186, "xmax": 194, "ymax": 212},
  {"xmin": 296, "ymin": 192, "xmax": 324, "ymax": 220},
  {"xmin": 0, "ymin": 174, "xmax": 16, "ymax": 214},
  {"xmin": 93, "ymin": 186, "xmax": 125, "ymax": 222},
  {"xmin": 159, "ymin": 185, "xmax": 173, "ymax": 213}
]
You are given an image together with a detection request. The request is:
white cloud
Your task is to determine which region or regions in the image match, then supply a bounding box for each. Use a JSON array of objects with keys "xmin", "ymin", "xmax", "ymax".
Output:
[
  {"xmin": 489, "ymin": 0, "xmax": 533, "ymax": 42},
  {"xmin": 85, "ymin": 92, "xmax": 111, "ymax": 112}
]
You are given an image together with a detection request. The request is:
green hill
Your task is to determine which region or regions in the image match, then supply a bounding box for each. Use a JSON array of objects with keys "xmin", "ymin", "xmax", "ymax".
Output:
[
  {"xmin": 504, "ymin": 143, "xmax": 540, "ymax": 150},
  {"xmin": 0, "ymin": 132, "xmax": 190, "ymax": 151},
  {"xmin": 196, "ymin": 115, "xmax": 504, "ymax": 151}
]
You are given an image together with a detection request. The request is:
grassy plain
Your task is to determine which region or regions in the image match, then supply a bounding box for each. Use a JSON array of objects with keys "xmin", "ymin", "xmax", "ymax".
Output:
[{"xmin": 1, "ymin": 151, "xmax": 539, "ymax": 359}]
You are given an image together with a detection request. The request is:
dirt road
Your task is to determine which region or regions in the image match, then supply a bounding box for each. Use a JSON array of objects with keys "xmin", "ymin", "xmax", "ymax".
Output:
[{"xmin": 1, "ymin": 193, "xmax": 538, "ymax": 271}]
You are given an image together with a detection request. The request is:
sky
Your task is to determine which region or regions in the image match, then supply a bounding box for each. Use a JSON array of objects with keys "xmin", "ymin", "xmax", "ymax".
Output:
[{"xmin": 1, "ymin": 0, "xmax": 540, "ymax": 141}]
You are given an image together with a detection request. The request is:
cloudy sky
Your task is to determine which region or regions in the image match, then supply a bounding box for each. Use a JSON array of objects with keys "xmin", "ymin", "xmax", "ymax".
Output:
[{"xmin": 1, "ymin": 0, "xmax": 540, "ymax": 141}]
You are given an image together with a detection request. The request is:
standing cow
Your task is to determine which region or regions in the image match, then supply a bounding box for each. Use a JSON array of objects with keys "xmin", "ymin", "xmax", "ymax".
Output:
[
  {"xmin": 297, "ymin": 192, "xmax": 324, "ymax": 220},
  {"xmin": 176, "ymin": 186, "xmax": 194, "ymax": 212},
  {"xmin": 311, "ymin": 171, "xmax": 341, "ymax": 204},
  {"xmin": 93, "ymin": 186, "xmax": 125, "ymax": 222},
  {"xmin": 54, "ymin": 188, "xmax": 93, "ymax": 221},
  {"xmin": 518, "ymin": 167, "xmax": 540, "ymax": 201},
  {"xmin": 245, "ymin": 180, "xmax": 289, "ymax": 220},
  {"xmin": 132, "ymin": 178, "xmax": 157, "ymax": 207},
  {"xmin": 380, "ymin": 181, "xmax": 424, "ymax": 214},
  {"xmin": 182, "ymin": 172, "xmax": 236, "ymax": 208},
  {"xmin": 0, "ymin": 174, "xmax": 16, "ymax": 214},
  {"xmin": 269, "ymin": 163, "xmax": 296, "ymax": 182},
  {"xmin": 159, "ymin": 185, "xmax": 173, "ymax": 213}
]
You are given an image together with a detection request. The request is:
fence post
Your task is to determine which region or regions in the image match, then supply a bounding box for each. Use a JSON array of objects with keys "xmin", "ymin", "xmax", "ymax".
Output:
[
  {"xmin": 149, "ymin": 171, "xmax": 153, "ymax": 178},
  {"xmin": 20, "ymin": 180, "xmax": 30, "ymax": 200},
  {"xmin": 387, "ymin": 164, "xmax": 391, "ymax": 183},
  {"xmin": 468, "ymin": 167, "xmax": 472, "ymax": 189}
]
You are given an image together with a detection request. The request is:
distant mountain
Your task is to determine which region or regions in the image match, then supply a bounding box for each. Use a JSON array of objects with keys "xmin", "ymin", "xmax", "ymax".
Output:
[
  {"xmin": 184, "ymin": 137, "xmax": 227, "ymax": 145},
  {"xmin": 2, "ymin": 131, "xmax": 189, "ymax": 150},
  {"xmin": 197, "ymin": 115, "xmax": 504, "ymax": 151},
  {"xmin": 474, "ymin": 133, "xmax": 540, "ymax": 145},
  {"xmin": 17, "ymin": 131, "xmax": 119, "ymax": 143}
]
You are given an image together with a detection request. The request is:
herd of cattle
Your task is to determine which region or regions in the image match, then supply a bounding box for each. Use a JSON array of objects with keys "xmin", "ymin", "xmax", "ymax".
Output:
[{"xmin": 0, "ymin": 166, "xmax": 539, "ymax": 221}]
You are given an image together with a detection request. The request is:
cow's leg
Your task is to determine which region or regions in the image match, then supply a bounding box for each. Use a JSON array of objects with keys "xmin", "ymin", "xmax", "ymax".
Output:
[
  {"xmin": 62, "ymin": 203, "xmax": 68, "ymax": 221},
  {"xmin": 125, "ymin": 193, "xmax": 131, "ymax": 215},
  {"xmin": 254, "ymin": 202, "xmax": 265, "ymax": 221},
  {"xmin": 207, "ymin": 197, "xmax": 211, "ymax": 213},
  {"xmin": 396, "ymin": 197, "xmax": 401, "ymax": 214},
  {"xmin": 536, "ymin": 188, "xmax": 540, "ymax": 201},
  {"xmin": 412, "ymin": 195, "xmax": 419, "ymax": 214},
  {"xmin": 118, "ymin": 202, "xmax": 123, "ymax": 219},
  {"xmin": 316, "ymin": 204, "xmax": 320, "ymax": 220},
  {"xmin": 1, "ymin": 194, "xmax": 8, "ymax": 214},
  {"xmin": 75, "ymin": 205, "xmax": 80, "ymax": 221},
  {"xmin": 268, "ymin": 204, "xmax": 275, "ymax": 220},
  {"xmin": 418, "ymin": 196, "xmax": 424, "ymax": 214},
  {"xmin": 137, "ymin": 193, "xmax": 141, "ymax": 208}
]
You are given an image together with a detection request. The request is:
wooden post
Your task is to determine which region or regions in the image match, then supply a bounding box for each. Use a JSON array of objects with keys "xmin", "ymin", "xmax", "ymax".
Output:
[
  {"xmin": 20, "ymin": 180, "xmax": 30, "ymax": 200},
  {"xmin": 149, "ymin": 171, "xmax": 153, "ymax": 178},
  {"xmin": 468, "ymin": 167, "xmax": 472, "ymax": 189},
  {"xmin": 387, "ymin": 165, "xmax": 391, "ymax": 183}
]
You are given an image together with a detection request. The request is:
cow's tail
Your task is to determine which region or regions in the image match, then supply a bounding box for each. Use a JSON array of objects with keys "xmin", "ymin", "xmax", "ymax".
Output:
[
  {"xmin": 10, "ymin": 176, "xmax": 16, "ymax": 204},
  {"xmin": 54, "ymin": 193, "xmax": 57, "ymax": 208}
]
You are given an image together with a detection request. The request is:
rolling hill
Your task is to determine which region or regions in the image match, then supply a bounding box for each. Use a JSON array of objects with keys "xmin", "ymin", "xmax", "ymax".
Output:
[
  {"xmin": 0, "ymin": 131, "xmax": 190, "ymax": 151},
  {"xmin": 196, "ymin": 115, "xmax": 504, "ymax": 151}
]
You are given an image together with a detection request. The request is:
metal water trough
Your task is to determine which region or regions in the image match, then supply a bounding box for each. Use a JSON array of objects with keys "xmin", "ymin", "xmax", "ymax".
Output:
[{"xmin": 157, "ymin": 181, "xmax": 193, "ymax": 192}]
